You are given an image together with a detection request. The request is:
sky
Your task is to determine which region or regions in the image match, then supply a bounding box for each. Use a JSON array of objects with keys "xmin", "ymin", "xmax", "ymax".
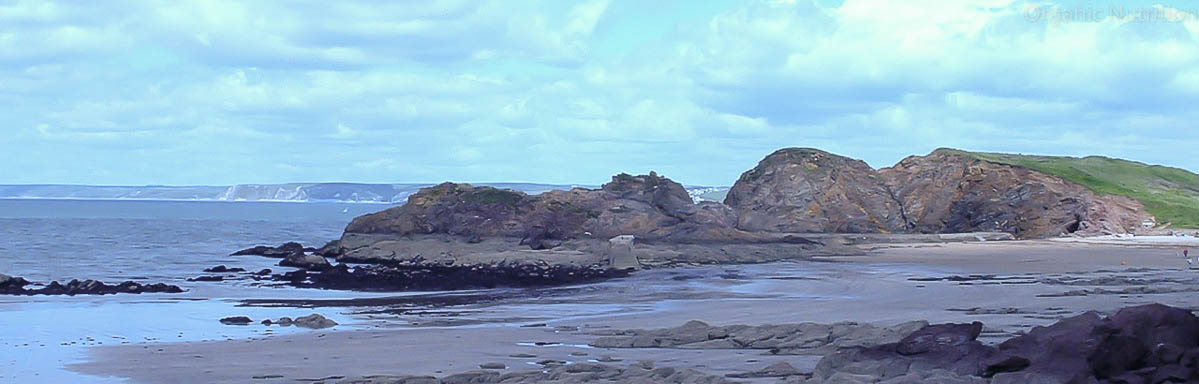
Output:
[{"xmin": 3, "ymin": 0, "xmax": 1199, "ymax": 186}]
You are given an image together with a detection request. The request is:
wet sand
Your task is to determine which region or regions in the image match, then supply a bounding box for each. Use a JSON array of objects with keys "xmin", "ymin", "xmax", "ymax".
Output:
[{"xmin": 70, "ymin": 240, "xmax": 1199, "ymax": 383}]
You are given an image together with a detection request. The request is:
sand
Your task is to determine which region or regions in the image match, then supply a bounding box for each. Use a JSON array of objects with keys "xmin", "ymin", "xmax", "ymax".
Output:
[{"xmin": 69, "ymin": 240, "xmax": 1199, "ymax": 383}]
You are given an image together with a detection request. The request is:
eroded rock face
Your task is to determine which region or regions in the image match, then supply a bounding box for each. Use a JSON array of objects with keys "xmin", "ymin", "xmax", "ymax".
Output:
[
  {"xmin": 344, "ymin": 172, "xmax": 751, "ymax": 243},
  {"xmin": 723, "ymin": 148, "xmax": 1151, "ymax": 238},
  {"xmin": 806, "ymin": 304, "xmax": 1199, "ymax": 384},
  {"xmin": 880, "ymin": 150, "xmax": 1150, "ymax": 238},
  {"xmin": 724, "ymin": 148, "xmax": 909, "ymax": 233}
]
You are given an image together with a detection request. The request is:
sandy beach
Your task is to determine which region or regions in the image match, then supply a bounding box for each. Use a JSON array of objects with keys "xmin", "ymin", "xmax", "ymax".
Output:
[{"xmin": 69, "ymin": 239, "xmax": 1199, "ymax": 383}]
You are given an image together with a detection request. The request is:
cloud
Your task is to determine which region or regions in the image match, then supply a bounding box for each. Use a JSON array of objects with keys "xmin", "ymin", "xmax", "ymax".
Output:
[{"xmin": 1, "ymin": 0, "xmax": 1197, "ymax": 186}]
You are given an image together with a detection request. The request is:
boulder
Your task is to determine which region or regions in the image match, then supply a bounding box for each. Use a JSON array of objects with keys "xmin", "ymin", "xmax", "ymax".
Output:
[
  {"xmin": 804, "ymin": 304, "xmax": 1199, "ymax": 383},
  {"xmin": 292, "ymin": 313, "xmax": 338, "ymax": 329},
  {"xmin": 280, "ymin": 253, "xmax": 333, "ymax": 271},
  {"xmin": 724, "ymin": 148, "xmax": 908, "ymax": 233},
  {"xmin": 606, "ymin": 235, "xmax": 640, "ymax": 270},
  {"xmin": 231, "ymin": 242, "xmax": 311, "ymax": 257},
  {"xmin": 203, "ymin": 265, "xmax": 245, "ymax": 273},
  {"xmin": 219, "ymin": 316, "xmax": 253, "ymax": 325}
]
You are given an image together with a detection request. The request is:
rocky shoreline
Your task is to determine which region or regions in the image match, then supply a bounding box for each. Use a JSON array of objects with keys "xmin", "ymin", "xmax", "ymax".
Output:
[
  {"xmin": 0, "ymin": 274, "xmax": 183, "ymax": 296},
  {"xmin": 327, "ymin": 304, "xmax": 1199, "ymax": 384}
]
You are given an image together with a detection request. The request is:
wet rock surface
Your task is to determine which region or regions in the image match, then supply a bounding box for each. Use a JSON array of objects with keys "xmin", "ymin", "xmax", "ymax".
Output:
[
  {"xmin": 335, "ymin": 360, "xmax": 738, "ymax": 384},
  {"xmin": 274, "ymin": 261, "xmax": 629, "ymax": 291},
  {"xmin": 0, "ymin": 274, "xmax": 183, "ymax": 296},
  {"xmin": 219, "ymin": 316, "xmax": 253, "ymax": 325},
  {"xmin": 279, "ymin": 252, "xmax": 333, "ymax": 271},
  {"xmin": 589, "ymin": 319, "xmax": 928, "ymax": 355},
  {"xmin": 260, "ymin": 314, "xmax": 337, "ymax": 329},
  {"xmin": 231, "ymin": 242, "xmax": 315, "ymax": 258}
]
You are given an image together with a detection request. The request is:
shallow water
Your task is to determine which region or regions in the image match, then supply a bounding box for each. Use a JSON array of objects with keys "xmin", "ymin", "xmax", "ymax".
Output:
[{"xmin": 0, "ymin": 199, "xmax": 391, "ymax": 382}]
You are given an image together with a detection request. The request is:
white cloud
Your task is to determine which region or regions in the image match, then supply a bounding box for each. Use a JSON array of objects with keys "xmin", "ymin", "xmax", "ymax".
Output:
[{"xmin": 1, "ymin": 0, "xmax": 1198, "ymax": 186}]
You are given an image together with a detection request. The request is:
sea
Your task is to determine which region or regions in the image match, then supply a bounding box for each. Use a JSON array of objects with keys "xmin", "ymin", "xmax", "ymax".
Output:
[{"xmin": 0, "ymin": 199, "xmax": 391, "ymax": 382}]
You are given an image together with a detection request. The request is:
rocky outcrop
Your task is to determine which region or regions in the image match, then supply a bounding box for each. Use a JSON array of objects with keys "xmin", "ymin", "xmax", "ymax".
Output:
[
  {"xmin": 803, "ymin": 303, "xmax": 1199, "ymax": 383},
  {"xmin": 0, "ymin": 274, "xmax": 183, "ymax": 296},
  {"xmin": 725, "ymin": 148, "xmax": 908, "ymax": 233},
  {"xmin": 231, "ymin": 242, "xmax": 314, "ymax": 257},
  {"xmin": 880, "ymin": 149, "xmax": 1150, "ymax": 238},
  {"xmin": 724, "ymin": 148, "xmax": 1151, "ymax": 238},
  {"xmin": 292, "ymin": 314, "xmax": 338, "ymax": 329},
  {"xmin": 343, "ymin": 172, "xmax": 753, "ymax": 244}
]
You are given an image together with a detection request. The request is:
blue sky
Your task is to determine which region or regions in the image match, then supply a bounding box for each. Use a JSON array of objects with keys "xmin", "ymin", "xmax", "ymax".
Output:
[{"xmin": 3, "ymin": 0, "xmax": 1199, "ymax": 186}]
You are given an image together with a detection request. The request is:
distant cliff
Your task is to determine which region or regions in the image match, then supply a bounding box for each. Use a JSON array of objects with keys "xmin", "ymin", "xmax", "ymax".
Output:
[
  {"xmin": 0, "ymin": 183, "xmax": 724, "ymax": 205},
  {"xmin": 0, "ymin": 183, "xmax": 589, "ymax": 203}
]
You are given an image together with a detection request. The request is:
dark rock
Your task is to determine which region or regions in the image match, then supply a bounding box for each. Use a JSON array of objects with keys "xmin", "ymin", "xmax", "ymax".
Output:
[
  {"xmin": 187, "ymin": 275, "xmax": 224, "ymax": 282},
  {"xmin": 273, "ymin": 261, "xmax": 628, "ymax": 292},
  {"xmin": 808, "ymin": 304, "xmax": 1199, "ymax": 383},
  {"xmin": 478, "ymin": 363, "xmax": 506, "ymax": 370},
  {"xmin": 203, "ymin": 265, "xmax": 245, "ymax": 273},
  {"xmin": 279, "ymin": 253, "xmax": 333, "ymax": 271},
  {"xmin": 0, "ymin": 274, "xmax": 31, "ymax": 293},
  {"xmin": 254, "ymin": 269, "xmax": 272, "ymax": 276},
  {"xmin": 219, "ymin": 316, "xmax": 253, "ymax": 325},
  {"xmin": 983, "ymin": 356, "xmax": 1031, "ymax": 378},
  {"xmin": 0, "ymin": 275, "xmax": 183, "ymax": 296},
  {"xmin": 895, "ymin": 322, "xmax": 983, "ymax": 355},
  {"xmin": 231, "ymin": 242, "xmax": 309, "ymax": 258},
  {"xmin": 313, "ymin": 240, "xmax": 343, "ymax": 257}
]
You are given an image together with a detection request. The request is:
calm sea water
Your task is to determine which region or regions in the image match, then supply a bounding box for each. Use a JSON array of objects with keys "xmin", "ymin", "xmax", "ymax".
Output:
[{"xmin": 0, "ymin": 199, "xmax": 392, "ymax": 382}]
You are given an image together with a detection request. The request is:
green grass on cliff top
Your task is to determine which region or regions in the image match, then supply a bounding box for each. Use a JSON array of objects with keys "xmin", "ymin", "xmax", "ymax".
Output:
[{"xmin": 938, "ymin": 149, "xmax": 1199, "ymax": 228}]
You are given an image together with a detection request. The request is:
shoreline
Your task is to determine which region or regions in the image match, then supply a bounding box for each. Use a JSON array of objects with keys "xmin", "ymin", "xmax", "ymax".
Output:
[{"xmin": 67, "ymin": 239, "xmax": 1199, "ymax": 383}]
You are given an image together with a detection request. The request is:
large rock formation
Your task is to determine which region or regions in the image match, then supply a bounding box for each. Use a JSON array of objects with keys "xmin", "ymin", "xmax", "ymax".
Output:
[
  {"xmin": 880, "ymin": 149, "xmax": 1150, "ymax": 238},
  {"xmin": 344, "ymin": 172, "xmax": 749, "ymax": 243},
  {"xmin": 724, "ymin": 148, "xmax": 908, "ymax": 233},
  {"xmin": 804, "ymin": 303, "xmax": 1199, "ymax": 383},
  {"xmin": 724, "ymin": 148, "xmax": 1151, "ymax": 239}
]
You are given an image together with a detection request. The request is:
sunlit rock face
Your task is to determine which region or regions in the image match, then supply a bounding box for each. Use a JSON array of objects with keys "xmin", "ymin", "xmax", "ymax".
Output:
[
  {"xmin": 724, "ymin": 148, "xmax": 908, "ymax": 234},
  {"xmin": 343, "ymin": 172, "xmax": 748, "ymax": 243},
  {"xmin": 880, "ymin": 149, "xmax": 1150, "ymax": 239}
]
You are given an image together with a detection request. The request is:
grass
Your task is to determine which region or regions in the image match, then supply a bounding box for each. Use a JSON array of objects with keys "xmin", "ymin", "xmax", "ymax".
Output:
[{"xmin": 936, "ymin": 148, "xmax": 1199, "ymax": 228}]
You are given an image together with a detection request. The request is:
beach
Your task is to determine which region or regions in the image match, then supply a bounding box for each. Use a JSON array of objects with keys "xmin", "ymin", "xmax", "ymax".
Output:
[{"xmin": 68, "ymin": 239, "xmax": 1199, "ymax": 383}]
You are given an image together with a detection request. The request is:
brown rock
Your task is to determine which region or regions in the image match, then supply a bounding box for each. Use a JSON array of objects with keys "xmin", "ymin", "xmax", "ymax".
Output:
[
  {"xmin": 880, "ymin": 149, "xmax": 1151, "ymax": 238},
  {"xmin": 343, "ymin": 172, "xmax": 755, "ymax": 243},
  {"xmin": 724, "ymin": 148, "xmax": 908, "ymax": 233}
]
